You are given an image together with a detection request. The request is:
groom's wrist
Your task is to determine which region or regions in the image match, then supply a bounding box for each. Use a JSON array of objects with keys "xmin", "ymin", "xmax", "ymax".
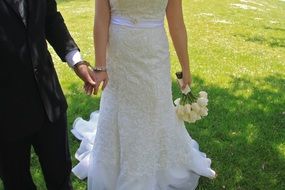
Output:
[{"xmin": 74, "ymin": 60, "xmax": 93, "ymax": 70}]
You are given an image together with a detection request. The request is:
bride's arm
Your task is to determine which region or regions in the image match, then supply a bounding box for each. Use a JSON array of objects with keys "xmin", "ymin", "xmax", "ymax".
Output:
[
  {"xmin": 166, "ymin": 0, "xmax": 192, "ymax": 88},
  {"xmin": 93, "ymin": 0, "xmax": 111, "ymax": 93}
]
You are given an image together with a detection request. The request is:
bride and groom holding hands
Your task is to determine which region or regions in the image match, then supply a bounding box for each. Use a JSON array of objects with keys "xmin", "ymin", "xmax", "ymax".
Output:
[{"xmin": 0, "ymin": 0, "xmax": 216, "ymax": 189}]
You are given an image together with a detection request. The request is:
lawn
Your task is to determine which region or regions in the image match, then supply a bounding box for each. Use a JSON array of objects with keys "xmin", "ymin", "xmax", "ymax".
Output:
[{"xmin": 1, "ymin": 0, "xmax": 284, "ymax": 189}]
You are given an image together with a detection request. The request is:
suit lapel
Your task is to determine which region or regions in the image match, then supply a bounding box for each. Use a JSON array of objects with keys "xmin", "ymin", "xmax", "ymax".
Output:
[{"xmin": 3, "ymin": 0, "xmax": 27, "ymax": 26}]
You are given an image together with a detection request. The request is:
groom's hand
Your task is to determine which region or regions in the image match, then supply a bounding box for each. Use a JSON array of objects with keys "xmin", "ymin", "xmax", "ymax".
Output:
[{"xmin": 73, "ymin": 61, "xmax": 96, "ymax": 95}]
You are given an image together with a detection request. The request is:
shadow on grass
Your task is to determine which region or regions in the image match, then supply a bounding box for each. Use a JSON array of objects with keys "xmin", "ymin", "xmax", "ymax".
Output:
[
  {"xmin": 233, "ymin": 34, "xmax": 285, "ymax": 48},
  {"xmin": 66, "ymin": 74, "xmax": 285, "ymax": 189},
  {"xmin": 264, "ymin": 26, "xmax": 285, "ymax": 32},
  {"xmin": 171, "ymin": 74, "xmax": 285, "ymax": 189},
  {"xmin": 66, "ymin": 83, "xmax": 101, "ymax": 122},
  {"xmin": 1, "ymin": 75, "xmax": 283, "ymax": 190}
]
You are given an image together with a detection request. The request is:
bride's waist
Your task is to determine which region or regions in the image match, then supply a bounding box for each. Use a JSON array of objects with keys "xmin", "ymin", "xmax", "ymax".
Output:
[{"xmin": 110, "ymin": 16, "xmax": 164, "ymax": 29}]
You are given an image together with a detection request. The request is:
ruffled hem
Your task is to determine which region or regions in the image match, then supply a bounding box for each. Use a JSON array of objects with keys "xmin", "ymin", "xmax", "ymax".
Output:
[
  {"xmin": 117, "ymin": 167, "xmax": 201, "ymax": 190},
  {"xmin": 71, "ymin": 111, "xmax": 99, "ymax": 180},
  {"xmin": 71, "ymin": 111, "xmax": 216, "ymax": 189},
  {"xmin": 87, "ymin": 164, "xmax": 202, "ymax": 190}
]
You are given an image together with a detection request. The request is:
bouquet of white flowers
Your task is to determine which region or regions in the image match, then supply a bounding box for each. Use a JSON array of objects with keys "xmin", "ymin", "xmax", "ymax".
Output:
[{"xmin": 174, "ymin": 72, "xmax": 209, "ymax": 123}]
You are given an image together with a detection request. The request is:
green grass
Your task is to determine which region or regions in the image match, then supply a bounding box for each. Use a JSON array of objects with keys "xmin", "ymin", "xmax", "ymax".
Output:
[{"xmin": 1, "ymin": 0, "xmax": 284, "ymax": 189}]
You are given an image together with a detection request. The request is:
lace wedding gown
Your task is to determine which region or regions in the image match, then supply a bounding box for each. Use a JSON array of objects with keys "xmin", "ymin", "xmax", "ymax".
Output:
[{"xmin": 71, "ymin": 0, "xmax": 216, "ymax": 189}]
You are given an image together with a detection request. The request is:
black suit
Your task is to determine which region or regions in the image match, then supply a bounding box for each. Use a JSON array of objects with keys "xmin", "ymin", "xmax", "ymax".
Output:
[{"xmin": 0, "ymin": 0, "xmax": 78, "ymax": 189}]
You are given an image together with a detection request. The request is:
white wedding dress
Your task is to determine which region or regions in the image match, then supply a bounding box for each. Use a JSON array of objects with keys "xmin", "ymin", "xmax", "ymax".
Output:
[{"xmin": 71, "ymin": 0, "xmax": 216, "ymax": 189}]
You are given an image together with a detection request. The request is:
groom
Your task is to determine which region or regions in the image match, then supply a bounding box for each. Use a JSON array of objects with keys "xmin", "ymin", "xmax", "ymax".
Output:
[{"xmin": 0, "ymin": 0, "xmax": 95, "ymax": 189}]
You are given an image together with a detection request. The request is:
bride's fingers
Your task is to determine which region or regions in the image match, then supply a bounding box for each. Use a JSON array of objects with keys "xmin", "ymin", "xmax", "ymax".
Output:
[
  {"xmin": 102, "ymin": 79, "xmax": 109, "ymax": 90},
  {"xmin": 182, "ymin": 77, "xmax": 191, "ymax": 90},
  {"xmin": 189, "ymin": 77, "xmax": 192, "ymax": 86},
  {"xmin": 86, "ymin": 87, "xmax": 92, "ymax": 95},
  {"xmin": 181, "ymin": 82, "xmax": 188, "ymax": 90},
  {"xmin": 93, "ymin": 81, "xmax": 101, "ymax": 95},
  {"xmin": 84, "ymin": 83, "xmax": 89, "ymax": 93},
  {"xmin": 85, "ymin": 83, "xmax": 94, "ymax": 95}
]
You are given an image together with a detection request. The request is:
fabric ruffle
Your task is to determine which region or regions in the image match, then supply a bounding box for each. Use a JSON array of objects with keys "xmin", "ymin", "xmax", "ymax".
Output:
[{"xmin": 71, "ymin": 111, "xmax": 216, "ymax": 190}]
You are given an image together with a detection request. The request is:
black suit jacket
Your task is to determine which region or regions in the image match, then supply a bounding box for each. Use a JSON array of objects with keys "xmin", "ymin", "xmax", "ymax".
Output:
[{"xmin": 0, "ymin": 0, "xmax": 79, "ymax": 140}]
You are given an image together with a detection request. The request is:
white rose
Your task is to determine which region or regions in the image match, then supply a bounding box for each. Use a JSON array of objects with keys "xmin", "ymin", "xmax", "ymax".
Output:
[
  {"xmin": 199, "ymin": 91, "xmax": 208, "ymax": 98},
  {"xmin": 183, "ymin": 114, "xmax": 191, "ymax": 123},
  {"xmin": 197, "ymin": 97, "xmax": 208, "ymax": 107},
  {"xmin": 199, "ymin": 107, "xmax": 208, "ymax": 117},
  {"xmin": 174, "ymin": 98, "xmax": 181, "ymax": 106},
  {"xmin": 184, "ymin": 104, "xmax": 192, "ymax": 114},
  {"xmin": 191, "ymin": 103, "xmax": 201, "ymax": 113},
  {"xmin": 176, "ymin": 105, "xmax": 185, "ymax": 119},
  {"xmin": 183, "ymin": 111, "xmax": 191, "ymax": 122},
  {"xmin": 182, "ymin": 114, "xmax": 190, "ymax": 123},
  {"xmin": 188, "ymin": 111, "xmax": 198, "ymax": 123},
  {"xmin": 194, "ymin": 111, "xmax": 201, "ymax": 120},
  {"xmin": 195, "ymin": 114, "xmax": 202, "ymax": 121}
]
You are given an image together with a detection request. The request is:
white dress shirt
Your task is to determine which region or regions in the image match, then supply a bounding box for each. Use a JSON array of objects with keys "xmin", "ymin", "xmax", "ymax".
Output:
[{"xmin": 65, "ymin": 50, "xmax": 83, "ymax": 68}]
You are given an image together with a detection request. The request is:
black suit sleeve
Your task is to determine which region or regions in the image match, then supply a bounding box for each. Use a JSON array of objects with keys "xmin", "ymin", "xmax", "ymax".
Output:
[{"xmin": 45, "ymin": 0, "xmax": 79, "ymax": 62}]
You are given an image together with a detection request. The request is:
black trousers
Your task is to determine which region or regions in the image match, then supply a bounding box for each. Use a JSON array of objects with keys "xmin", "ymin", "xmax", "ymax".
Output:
[{"xmin": 0, "ymin": 113, "xmax": 73, "ymax": 190}]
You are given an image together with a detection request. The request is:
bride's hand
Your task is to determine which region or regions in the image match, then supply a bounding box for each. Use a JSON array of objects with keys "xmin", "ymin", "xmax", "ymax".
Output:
[
  {"xmin": 181, "ymin": 71, "xmax": 192, "ymax": 90},
  {"xmin": 93, "ymin": 71, "xmax": 109, "ymax": 95}
]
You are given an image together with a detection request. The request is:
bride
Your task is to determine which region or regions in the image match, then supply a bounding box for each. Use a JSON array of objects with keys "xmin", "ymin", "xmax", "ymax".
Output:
[{"xmin": 71, "ymin": 0, "xmax": 216, "ymax": 189}]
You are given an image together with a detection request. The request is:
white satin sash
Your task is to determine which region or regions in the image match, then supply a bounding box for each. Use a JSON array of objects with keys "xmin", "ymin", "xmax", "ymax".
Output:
[{"xmin": 111, "ymin": 16, "xmax": 164, "ymax": 28}]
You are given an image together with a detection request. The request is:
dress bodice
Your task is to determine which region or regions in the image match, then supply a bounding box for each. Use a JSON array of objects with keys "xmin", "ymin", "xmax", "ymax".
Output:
[{"xmin": 109, "ymin": 0, "xmax": 169, "ymax": 21}]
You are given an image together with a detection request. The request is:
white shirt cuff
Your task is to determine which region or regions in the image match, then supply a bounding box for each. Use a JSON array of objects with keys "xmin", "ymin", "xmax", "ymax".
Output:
[{"xmin": 65, "ymin": 50, "xmax": 83, "ymax": 68}]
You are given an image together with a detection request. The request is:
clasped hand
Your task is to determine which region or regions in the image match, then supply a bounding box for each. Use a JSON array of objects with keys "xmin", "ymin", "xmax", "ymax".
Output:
[{"xmin": 73, "ymin": 61, "xmax": 108, "ymax": 95}]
